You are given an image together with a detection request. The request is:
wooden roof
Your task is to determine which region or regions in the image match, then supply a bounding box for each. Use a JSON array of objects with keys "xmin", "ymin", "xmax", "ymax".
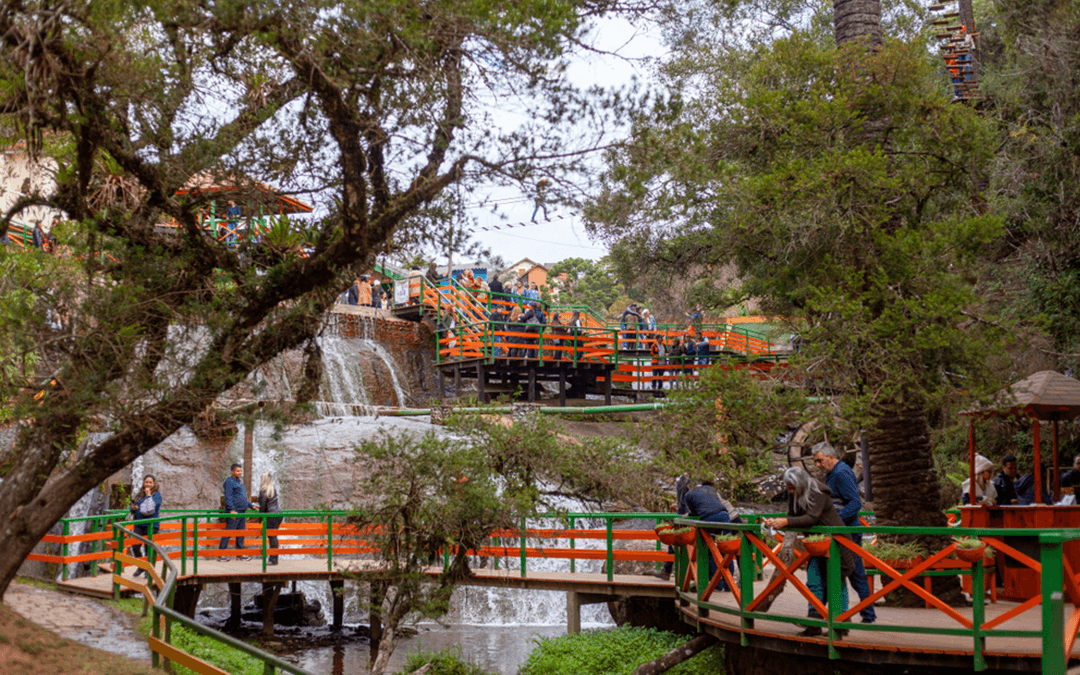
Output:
[{"xmin": 963, "ymin": 370, "xmax": 1080, "ymax": 421}]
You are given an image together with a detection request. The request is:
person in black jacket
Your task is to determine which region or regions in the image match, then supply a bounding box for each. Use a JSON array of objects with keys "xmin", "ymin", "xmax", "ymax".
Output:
[
  {"xmin": 258, "ymin": 473, "xmax": 284, "ymax": 565},
  {"xmin": 684, "ymin": 478, "xmax": 735, "ymax": 589},
  {"xmin": 991, "ymin": 454, "xmax": 1019, "ymax": 505}
]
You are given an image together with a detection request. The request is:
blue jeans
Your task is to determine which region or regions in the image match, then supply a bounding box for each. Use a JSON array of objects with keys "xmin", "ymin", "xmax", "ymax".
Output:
[
  {"xmin": 847, "ymin": 532, "xmax": 876, "ymax": 622},
  {"xmin": 806, "ymin": 556, "xmax": 849, "ymax": 618},
  {"xmin": 219, "ymin": 516, "xmax": 246, "ymax": 550}
]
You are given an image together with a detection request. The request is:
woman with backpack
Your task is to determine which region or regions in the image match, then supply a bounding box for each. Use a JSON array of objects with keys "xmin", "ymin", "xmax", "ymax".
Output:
[{"xmin": 129, "ymin": 475, "xmax": 162, "ymax": 577}]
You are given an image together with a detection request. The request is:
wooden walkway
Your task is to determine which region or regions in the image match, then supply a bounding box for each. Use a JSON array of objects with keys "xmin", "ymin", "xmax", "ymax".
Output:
[
  {"xmin": 57, "ymin": 558, "xmax": 672, "ymax": 599},
  {"xmin": 685, "ymin": 578, "xmax": 1073, "ymax": 672}
]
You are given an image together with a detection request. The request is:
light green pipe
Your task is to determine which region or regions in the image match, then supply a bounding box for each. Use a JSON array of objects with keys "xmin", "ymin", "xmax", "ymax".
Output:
[{"xmin": 375, "ymin": 402, "xmax": 668, "ymax": 416}]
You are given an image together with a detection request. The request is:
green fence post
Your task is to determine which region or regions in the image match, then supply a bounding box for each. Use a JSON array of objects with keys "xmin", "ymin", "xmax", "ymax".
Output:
[
  {"xmin": 262, "ymin": 515, "xmax": 268, "ymax": 573},
  {"xmin": 193, "ymin": 517, "xmax": 199, "ymax": 575},
  {"xmin": 695, "ymin": 527, "xmax": 709, "ymax": 617},
  {"xmin": 826, "ymin": 536, "xmax": 841, "ymax": 659},
  {"xmin": 739, "ymin": 529, "xmax": 755, "ymax": 645},
  {"xmin": 327, "ymin": 514, "xmax": 334, "ymax": 572},
  {"xmin": 89, "ymin": 518, "xmax": 99, "ymax": 577},
  {"xmin": 181, "ymin": 517, "xmax": 188, "ymax": 577},
  {"xmin": 570, "ymin": 516, "xmax": 577, "ymax": 574},
  {"xmin": 606, "ymin": 517, "xmax": 615, "ymax": 582},
  {"xmin": 61, "ymin": 520, "xmax": 69, "ymax": 581},
  {"xmin": 151, "ymin": 606, "xmax": 161, "ymax": 668},
  {"xmin": 520, "ymin": 517, "xmax": 527, "ymax": 579},
  {"xmin": 113, "ymin": 525, "xmax": 123, "ymax": 599},
  {"xmin": 1041, "ymin": 539, "xmax": 1065, "ymax": 675},
  {"xmin": 972, "ymin": 555, "xmax": 987, "ymax": 671}
]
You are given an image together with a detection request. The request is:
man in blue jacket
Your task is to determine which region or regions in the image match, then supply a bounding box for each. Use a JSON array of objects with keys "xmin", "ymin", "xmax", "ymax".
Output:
[
  {"xmin": 813, "ymin": 442, "xmax": 876, "ymax": 624},
  {"xmin": 219, "ymin": 463, "xmax": 257, "ymax": 560}
]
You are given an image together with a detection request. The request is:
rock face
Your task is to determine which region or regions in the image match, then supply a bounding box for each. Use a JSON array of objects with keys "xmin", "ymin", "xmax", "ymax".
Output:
[{"xmin": 131, "ymin": 416, "xmax": 437, "ymax": 512}]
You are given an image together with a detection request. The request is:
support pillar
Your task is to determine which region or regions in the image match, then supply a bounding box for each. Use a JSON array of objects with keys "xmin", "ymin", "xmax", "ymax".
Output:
[
  {"xmin": 559, "ymin": 366, "xmax": 567, "ymax": 407},
  {"xmin": 330, "ymin": 579, "xmax": 344, "ymax": 631},
  {"xmin": 227, "ymin": 582, "xmax": 242, "ymax": 630},
  {"xmin": 476, "ymin": 363, "xmax": 486, "ymax": 403},
  {"xmin": 454, "ymin": 365, "xmax": 462, "ymax": 394},
  {"xmin": 174, "ymin": 584, "xmax": 203, "ymax": 619},
  {"xmin": 604, "ymin": 369, "xmax": 612, "ymax": 405},
  {"xmin": 437, "ymin": 369, "xmax": 446, "ymax": 398},
  {"xmin": 567, "ymin": 591, "xmax": 581, "ymax": 635},
  {"xmin": 528, "ymin": 368, "xmax": 536, "ymax": 403},
  {"xmin": 261, "ymin": 583, "xmax": 282, "ymax": 637}
]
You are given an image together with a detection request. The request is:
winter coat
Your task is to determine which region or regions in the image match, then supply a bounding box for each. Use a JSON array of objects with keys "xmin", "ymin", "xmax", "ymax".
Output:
[{"xmin": 786, "ymin": 484, "xmax": 856, "ymax": 579}]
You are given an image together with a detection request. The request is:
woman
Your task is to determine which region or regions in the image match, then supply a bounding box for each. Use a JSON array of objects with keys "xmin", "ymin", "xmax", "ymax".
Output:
[
  {"xmin": 961, "ymin": 454, "xmax": 998, "ymax": 506},
  {"xmin": 765, "ymin": 466, "xmax": 856, "ymax": 637},
  {"xmin": 508, "ymin": 305, "xmax": 523, "ymax": 358},
  {"xmin": 129, "ymin": 475, "xmax": 162, "ymax": 577},
  {"xmin": 258, "ymin": 473, "xmax": 284, "ymax": 565}
]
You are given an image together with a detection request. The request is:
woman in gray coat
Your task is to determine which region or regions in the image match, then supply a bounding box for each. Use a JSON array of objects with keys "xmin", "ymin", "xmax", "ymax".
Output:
[{"xmin": 765, "ymin": 466, "xmax": 857, "ymax": 637}]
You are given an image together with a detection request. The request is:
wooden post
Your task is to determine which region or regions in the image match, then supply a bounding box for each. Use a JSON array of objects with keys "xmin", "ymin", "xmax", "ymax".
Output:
[
  {"xmin": 566, "ymin": 591, "xmax": 581, "ymax": 635},
  {"xmin": 605, "ymin": 369, "xmax": 612, "ymax": 406},
  {"xmin": 968, "ymin": 420, "xmax": 977, "ymax": 507},
  {"xmin": 1034, "ymin": 416, "xmax": 1043, "ymax": 504},
  {"xmin": 243, "ymin": 424, "xmax": 254, "ymax": 498},
  {"xmin": 262, "ymin": 583, "xmax": 281, "ymax": 637},
  {"xmin": 330, "ymin": 579, "xmax": 344, "ymax": 631},
  {"xmin": 227, "ymin": 582, "xmax": 242, "ymax": 630},
  {"xmin": 173, "ymin": 584, "xmax": 203, "ymax": 619},
  {"xmin": 476, "ymin": 363, "xmax": 486, "ymax": 403},
  {"xmin": 1054, "ymin": 420, "xmax": 1060, "ymax": 502},
  {"xmin": 559, "ymin": 366, "xmax": 567, "ymax": 407},
  {"xmin": 528, "ymin": 368, "xmax": 536, "ymax": 403}
]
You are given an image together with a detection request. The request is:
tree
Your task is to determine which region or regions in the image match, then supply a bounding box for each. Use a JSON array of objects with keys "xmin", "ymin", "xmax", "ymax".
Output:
[
  {"xmin": 585, "ymin": 30, "xmax": 1008, "ymax": 548},
  {"xmin": 350, "ymin": 411, "xmax": 656, "ymax": 674},
  {"xmin": 548, "ymin": 256, "xmax": 624, "ymax": 314},
  {"xmin": 0, "ymin": 0, "xmax": 646, "ymax": 596}
]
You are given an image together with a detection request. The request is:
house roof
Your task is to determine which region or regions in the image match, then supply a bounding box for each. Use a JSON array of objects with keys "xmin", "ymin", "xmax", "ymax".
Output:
[
  {"xmin": 962, "ymin": 371, "xmax": 1080, "ymax": 421},
  {"xmin": 176, "ymin": 172, "xmax": 313, "ymax": 214}
]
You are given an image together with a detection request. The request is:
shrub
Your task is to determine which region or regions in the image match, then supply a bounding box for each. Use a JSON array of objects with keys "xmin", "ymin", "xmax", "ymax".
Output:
[
  {"xmin": 397, "ymin": 646, "xmax": 494, "ymax": 675},
  {"xmin": 518, "ymin": 626, "xmax": 724, "ymax": 675}
]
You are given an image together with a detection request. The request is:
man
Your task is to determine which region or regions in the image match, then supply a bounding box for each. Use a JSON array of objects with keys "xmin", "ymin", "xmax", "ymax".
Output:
[
  {"xmin": 224, "ymin": 199, "xmax": 242, "ymax": 244},
  {"xmin": 524, "ymin": 282, "xmax": 540, "ymax": 301},
  {"xmin": 31, "ymin": 220, "xmax": 45, "ymax": 250},
  {"xmin": 531, "ymin": 178, "xmax": 550, "ymax": 222},
  {"xmin": 1061, "ymin": 454, "xmax": 1080, "ymax": 491},
  {"xmin": 992, "ymin": 454, "xmax": 1019, "ymax": 505},
  {"xmin": 683, "ymin": 478, "xmax": 736, "ymax": 590},
  {"xmin": 219, "ymin": 463, "xmax": 257, "ymax": 560},
  {"xmin": 812, "ymin": 441, "xmax": 876, "ymax": 624},
  {"xmin": 620, "ymin": 304, "xmax": 641, "ymax": 350}
]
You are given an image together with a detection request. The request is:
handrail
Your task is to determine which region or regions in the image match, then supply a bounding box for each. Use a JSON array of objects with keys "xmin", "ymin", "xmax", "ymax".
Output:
[
  {"xmin": 670, "ymin": 517, "xmax": 1080, "ymax": 673},
  {"xmin": 121, "ymin": 527, "xmax": 316, "ymax": 675}
]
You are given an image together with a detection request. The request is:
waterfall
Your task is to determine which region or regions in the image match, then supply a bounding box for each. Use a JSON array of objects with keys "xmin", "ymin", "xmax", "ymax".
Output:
[
  {"xmin": 361, "ymin": 339, "xmax": 409, "ymax": 407},
  {"xmin": 318, "ymin": 336, "xmax": 371, "ymax": 410}
]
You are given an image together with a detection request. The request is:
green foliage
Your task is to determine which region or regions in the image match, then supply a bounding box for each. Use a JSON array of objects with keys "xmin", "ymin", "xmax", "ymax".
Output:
[
  {"xmin": 169, "ymin": 625, "xmax": 264, "ymax": 675},
  {"xmin": 803, "ymin": 534, "xmax": 830, "ymax": 543},
  {"xmin": 870, "ymin": 540, "xmax": 928, "ymax": 561},
  {"xmin": 518, "ymin": 626, "xmax": 724, "ymax": 675},
  {"xmin": 397, "ymin": 646, "xmax": 494, "ymax": 675},
  {"xmin": 953, "ymin": 536, "xmax": 983, "ymax": 550},
  {"xmin": 644, "ymin": 363, "xmax": 805, "ymax": 500},
  {"xmin": 548, "ymin": 257, "xmax": 625, "ymax": 316}
]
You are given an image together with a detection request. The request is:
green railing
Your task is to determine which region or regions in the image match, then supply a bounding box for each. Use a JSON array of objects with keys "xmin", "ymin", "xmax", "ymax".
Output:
[
  {"xmin": 121, "ymin": 527, "xmax": 315, "ymax": 675},
  {"xmin": 671, "ymin": 517, "xmax": 1080, "ymax": 675}
]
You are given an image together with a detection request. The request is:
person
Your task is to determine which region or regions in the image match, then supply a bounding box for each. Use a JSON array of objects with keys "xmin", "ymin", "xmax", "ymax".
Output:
[
  {"xmin": 765, "ymin": 466, "xmax": 857, "ymax": 638},
  {"xmin": 346, "ymin": 276, "xmax": 360, "ymax": 305},
  {"xmin": 1015, "ymin": 463, "xmax": 1052, "ymax": 505},
  {"xmin": 488, "ymin": 276, "xmax": 504, "ymax": 297},
  {"xmin": 426, "ymin": 262, "xmax": 440, "ymax": 284},
  {"xmin": 490, "ymin": 306, "xmax": 507, "ymax": 357},
  {"xmin": 129, "ymin": 475, "xmax": 162, "ymax": 578},
  {"xmin": 620, "ymin": 304, "xmax": 641, "ymax": 350},
  {"xmin": 549, "ymin": 312, "xmax": 565, "ymax": 360},
  {"xmin": 683, "ymin": 478, "xmax": 737, "ymax": 590},
  {"xmin": 531, "ymin": 178, "xmax": 550, "ymax": 222},
  {"xmin": 258, "ymin": 473, "xmax": 283, "ymax": 565},
  {"xmin": 698, "ymin": 333, "xmax": 711, "ymax": 367},
  {"xmin": 507, "ymin": 305, "xmax": 523, "ymax": 357},
  {"xmin": 520, "ymin": 301, "xmax": 543, "ymax": 359},
  {"xmin": 670, "ymin": 337, "xmax": 686, "ymax": 386},
  {"xmin": 961, "ymin": 454, "xmax": 998, "ymax": 506},
  {"xmin": 357, "ymin": 275, "xmax": 372, "ymax": 307},
  {"xmin": 650, "ymin": 338, "xmax": 666, "ymax": 390},
  {"xmin": 684, "ymin": 336, "xmax": 697, "ymax": 376},
  {"xmin": 224, "ymin": 199, "xmax": 242, "ymax": 244},
  {"xmin": 380, "ymin": 291, "xmax": 391, "ymax": 310},
  {"xmin": 31, "ymin": 220, "xmax": 45, "ymax": 250},
  {"xmin": 219, "ymin": 463, "xmax": 258, "ymax": 560},
  {"xmin": 1061, "ymin": 454, "xmax": 1080, "ymax": 489},
  {"xmin": 991, "ymin": 454, "xmax": 1019, "ymax": 506},
  {"xmin": 524, "ymin": 282, "xmax": 541, "ymax": 301},
  {"xmin": 812, "ymin": 442, "xmax": 876, "ymax": 624}
]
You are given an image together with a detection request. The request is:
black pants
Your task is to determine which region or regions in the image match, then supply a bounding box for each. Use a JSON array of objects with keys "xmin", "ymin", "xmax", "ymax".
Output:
[{"xmin": 266, "ymin": 516, "xmax": 283, "ymax": 562}]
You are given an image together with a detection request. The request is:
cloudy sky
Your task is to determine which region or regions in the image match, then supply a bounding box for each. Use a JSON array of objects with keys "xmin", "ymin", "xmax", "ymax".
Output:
[{"xmin": 455, "ymin": 18, "xmax": 665, "ymax": 268}]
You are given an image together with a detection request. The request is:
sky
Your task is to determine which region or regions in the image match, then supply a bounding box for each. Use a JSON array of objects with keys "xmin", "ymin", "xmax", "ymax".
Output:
[{"xmin": 452, "ymin": 18, "xmax": 665, "ymax": 269}]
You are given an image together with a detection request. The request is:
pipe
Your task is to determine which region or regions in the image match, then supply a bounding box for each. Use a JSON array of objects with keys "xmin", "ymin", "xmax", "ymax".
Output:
[{"xmin": 374, "ymin": 402, "xmax": 669, "ymax": 416}]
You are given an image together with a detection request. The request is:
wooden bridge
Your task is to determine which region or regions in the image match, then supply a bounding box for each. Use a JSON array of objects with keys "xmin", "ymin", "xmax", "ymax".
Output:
[
  {"xmin": 27, "ymin": 509, "xmax": 1079, "ymax": 674},
  {"xmin": 394, "ymin": 276, "xmax": 789, "ymax": 403}
]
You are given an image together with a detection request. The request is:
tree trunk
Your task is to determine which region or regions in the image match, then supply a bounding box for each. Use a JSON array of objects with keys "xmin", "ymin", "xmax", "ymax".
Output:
[
  {"xmin": 630, "ymin": 634, "xmax": 718, "ymax": 675},
  {"xmin": 867, "ymin": 401, "xmax": 964, "ymax": 605},
  {"xmin": 833, "ymin": 0, "xmax": 883, "ymax": 47}
]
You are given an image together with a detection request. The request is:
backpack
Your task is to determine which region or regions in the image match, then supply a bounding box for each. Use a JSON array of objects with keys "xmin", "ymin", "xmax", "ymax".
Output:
[{"xmin": 138, "ymin": 496, "xmax": 156, "ymax": 516}]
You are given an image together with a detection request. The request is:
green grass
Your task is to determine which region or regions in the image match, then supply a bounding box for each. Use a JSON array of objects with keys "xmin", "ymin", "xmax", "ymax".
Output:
[
  {"xmin": 12, "ymin": 576, "xmax": 56, "ymax": 590},
  {"xmin": 518, "ymin": 626, "xmax": 724, "ymax": 675},
  {"xmin": 396, "ymin": 646, "xmax": 495, "ymax": 675},
  {"xmin": 168, "ymin": 625, "xmax": 266, "ymax": 675}
]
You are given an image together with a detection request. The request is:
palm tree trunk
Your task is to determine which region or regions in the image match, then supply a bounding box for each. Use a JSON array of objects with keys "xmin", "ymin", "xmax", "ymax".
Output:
[{"xmin": 833, "ymin": 0, "xmax": 883, "ymax": 46}]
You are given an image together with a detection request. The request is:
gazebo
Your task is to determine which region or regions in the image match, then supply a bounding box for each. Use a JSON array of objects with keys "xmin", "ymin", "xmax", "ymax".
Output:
[{"xmin": 960, "ymin": 370, "xmax": 1080, "ymax": 599}]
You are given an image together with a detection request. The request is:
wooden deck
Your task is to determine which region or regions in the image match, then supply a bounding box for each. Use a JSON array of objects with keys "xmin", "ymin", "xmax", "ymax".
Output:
[
  {"xmin": 56, "ymin": 558, "xmax": 672, "ymax": 599},
  {"xmin": 685, "ymin": 577, "xmax": 1075, "ymax": 672}
]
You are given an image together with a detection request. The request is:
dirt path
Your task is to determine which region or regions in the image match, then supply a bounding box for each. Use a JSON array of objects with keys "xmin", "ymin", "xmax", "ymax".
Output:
[{"xmin": 3, "ymin": 582, "xmax": 152, "ymax": 663}]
